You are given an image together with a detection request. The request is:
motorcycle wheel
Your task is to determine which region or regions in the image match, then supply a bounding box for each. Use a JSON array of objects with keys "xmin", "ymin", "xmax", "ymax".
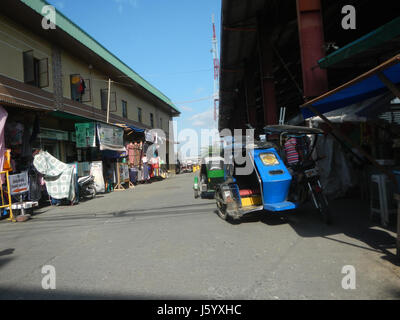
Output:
[
  {"xmin": 216, "ymin": 189, "xmax": 229, "ymax": 221},
  {"xmin": 91, "ymin": 187, "xmax": 97, "ymax": 199},
  {"xmin": 194, "ymin": 189, "xmax": 199, "ymax": 199},
  {"xmin": 314, "ymin": 191, "xmax": 332, "ymax": 225}
]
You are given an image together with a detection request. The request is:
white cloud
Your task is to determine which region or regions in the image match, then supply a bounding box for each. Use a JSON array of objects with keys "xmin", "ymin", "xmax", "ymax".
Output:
[
  {"xmin": 189, "ymin": 108, "xmax": 216, "ymax": 128},
  {"xmin": 113, "ymin": 0, "xmax": 138, "ymax": 13},
  {"xmin": 180, "ymin": 106, "xmax": 193, "ymax": 112},
  {"xmin": 195, "ymin": 87, "xmax": 204, "ymax": 95}
]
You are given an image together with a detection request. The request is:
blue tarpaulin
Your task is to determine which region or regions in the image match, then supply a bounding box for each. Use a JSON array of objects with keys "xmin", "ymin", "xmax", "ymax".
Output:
[
  {"xmin": 113, "ymin": 123, "xmax": 145, "ymax": 133},
  {"xmin": 301, "ymin": 55, "xmax": 400, "ymax": 119},
  {"xmin": 126, "ymin": 125, "xmax": 145, "ymax": 133}
]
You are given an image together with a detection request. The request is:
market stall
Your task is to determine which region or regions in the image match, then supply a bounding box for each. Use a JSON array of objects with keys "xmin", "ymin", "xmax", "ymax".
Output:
[{"xmin": 300, "ymin": 54, "xmax": 400, "ymax": 258}]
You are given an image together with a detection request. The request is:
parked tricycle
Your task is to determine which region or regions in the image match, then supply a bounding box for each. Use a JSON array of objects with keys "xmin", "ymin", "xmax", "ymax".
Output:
[
  {"xmin": 215, "ymin": 125, "xmax": 332, "ymax": 224},
  {"xmin": 194, "ymin": 155, "xmax": 225, "ymax": 199}
]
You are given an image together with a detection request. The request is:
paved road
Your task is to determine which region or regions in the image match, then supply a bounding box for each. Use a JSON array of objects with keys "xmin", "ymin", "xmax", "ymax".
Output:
[{"xmin": 0, "ymin": 173, "xmax": 399, "ymax": 299}]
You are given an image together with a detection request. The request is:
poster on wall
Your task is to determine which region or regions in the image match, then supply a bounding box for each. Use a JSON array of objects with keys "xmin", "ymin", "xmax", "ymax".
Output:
[
  {"xmin": 75, "ymin": 122, "xmax": 96, "ymax": 148},
  {"xmin": 97, "ymin": 123, "xmax": 125, "ymax": 152}
]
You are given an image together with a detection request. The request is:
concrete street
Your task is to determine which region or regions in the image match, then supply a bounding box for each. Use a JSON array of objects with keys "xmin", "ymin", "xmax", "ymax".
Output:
[{"xmin": 0, "ymin": 173, "xmax": 399, "ymax": 300}]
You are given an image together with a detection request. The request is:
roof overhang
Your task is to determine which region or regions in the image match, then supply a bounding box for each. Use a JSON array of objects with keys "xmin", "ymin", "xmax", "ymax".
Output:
[{"xmin": 219, "ymin": 0, "xmax": 265, "ymax": 130}]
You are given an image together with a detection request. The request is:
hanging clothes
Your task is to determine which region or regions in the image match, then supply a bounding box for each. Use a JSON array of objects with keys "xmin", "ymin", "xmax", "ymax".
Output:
[
  {"xmin": 28, "ymin": 166, "xmax": 41, "ymax": 201},
  {"xmin": 126, "ymin": 142, "xmax": 135, "ymax": 166},
  {"xmin": 0, "ymin": 106, "xmax": 8, "ymax": 184},
  {"xmin": 284, "ymin": 137, "xmax": 299, "ymax": 165},
  {"xmin": 133, "ymin": 142, "xmax": 141, "ymax": 167}
]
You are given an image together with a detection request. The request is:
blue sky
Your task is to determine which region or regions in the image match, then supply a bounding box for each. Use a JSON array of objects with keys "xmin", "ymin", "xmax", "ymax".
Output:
[{"xmin": 48, "ymin": 0, "xmax": 221, "ymax": 156}]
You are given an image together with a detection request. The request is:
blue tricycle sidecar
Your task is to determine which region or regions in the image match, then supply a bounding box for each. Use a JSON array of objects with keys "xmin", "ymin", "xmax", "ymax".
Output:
[{"xmin": 215, "ymin": 139, "xmax": 297, "ymax": 221}]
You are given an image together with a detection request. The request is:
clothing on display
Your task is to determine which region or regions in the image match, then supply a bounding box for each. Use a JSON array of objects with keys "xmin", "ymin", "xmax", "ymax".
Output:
[
  {"xmin": 28, "ymin": 167, "xmax": 42, "ymax": 202},
  {"xmin": 126, "ymin": 142, "xmax": 135, "ymax": 166},
  {"xmin": 0, "ymin": 106, "xmax": 8, "ymax": 183},
  {"xmin": 129, "ymin": 167, "xmax": 138, "ymax": 184},
  {"xmin": 5, "ymin": 121, "xmax": 24, "ymax": 146}
]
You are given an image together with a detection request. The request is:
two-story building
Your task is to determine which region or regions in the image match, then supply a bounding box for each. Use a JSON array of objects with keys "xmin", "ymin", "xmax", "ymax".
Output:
[{"xmin": 0, "ymin": 0, "xmax": 179, "ymax": 168}]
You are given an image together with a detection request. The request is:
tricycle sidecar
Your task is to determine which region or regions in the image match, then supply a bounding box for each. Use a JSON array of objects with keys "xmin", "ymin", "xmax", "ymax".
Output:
[
  {"xmin": 194, "ymin": 156, "xmax": 225, "ymax": 199},
  {"xmin": 215, "ymin": 140, "xmax": 297, "ymax": 221}
]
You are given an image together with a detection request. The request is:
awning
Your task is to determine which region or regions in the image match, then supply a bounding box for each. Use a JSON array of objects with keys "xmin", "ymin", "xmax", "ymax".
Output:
[
  {"xmin": 318, "ymin": 17, "xmax": 400, "ymax": 69},
  {"xmin": 309, "ymin": 93, "xmax": 394, "ymax": 123},
  {"xmin": 301, "ymin": 54, "xmax": 400, "ymax": 119}
]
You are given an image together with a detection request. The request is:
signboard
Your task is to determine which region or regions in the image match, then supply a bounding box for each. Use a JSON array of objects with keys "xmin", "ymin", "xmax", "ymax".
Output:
[
  {"xmin": 97, "ymin": 123, "xmax": 125, "ymax": 152},
  {"xmin": 38, "ymin": 128, "xmax": 69, "ymax": 141},
  {"xmin": 9, "ymin": 171, "xmax": 29, "ymax": 195},
  {"xmin": 75, "ymin": 122, "xmax": 96, "ymax": 148},
  {"xmin": 118, "ymin": 163, "xmax": 129, "ymax": 182}
]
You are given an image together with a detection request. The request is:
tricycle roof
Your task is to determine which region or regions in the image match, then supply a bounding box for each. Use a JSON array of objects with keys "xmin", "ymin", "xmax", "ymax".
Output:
[{"xmin": 264, "ymin": 125, "xmax": 323, "ymax": 135}]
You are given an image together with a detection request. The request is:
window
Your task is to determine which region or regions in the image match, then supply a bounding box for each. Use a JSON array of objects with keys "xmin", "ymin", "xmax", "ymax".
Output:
[
  {"xmin": 23, "ymin": 50, "xmax": 49, "ymax": 88},
  {"xmin": 122, "ymin": 100, "xmax": 128, "ymax": 118},
  {"xmin": 150, "ymin": 113, "xmax": 154, "ymax": 128},
  {"xmin": 100, "ymin": 89, "xmax": 117, "ymax": 111},
  {"xmin": 138, "ymin": 107, "xmax": 142, "ymax": 123},
  {"xmin": 70, "ymin": 74, "xmax": 91, "ymax": 103}
]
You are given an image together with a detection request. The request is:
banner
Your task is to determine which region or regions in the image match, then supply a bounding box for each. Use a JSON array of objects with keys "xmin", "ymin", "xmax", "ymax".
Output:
[
  {"xmin": 97, "ymin": 123, "xmax": 125, "ymax": 152},
  {"xmin": 75, "ymin": 122, "xmax": 96, "ymax": 148}
]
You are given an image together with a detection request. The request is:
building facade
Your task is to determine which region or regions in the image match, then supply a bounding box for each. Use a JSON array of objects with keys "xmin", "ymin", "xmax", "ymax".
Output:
[{"xmin": 0, "ymin": 0, "xmax": 179, "ymax": 164}]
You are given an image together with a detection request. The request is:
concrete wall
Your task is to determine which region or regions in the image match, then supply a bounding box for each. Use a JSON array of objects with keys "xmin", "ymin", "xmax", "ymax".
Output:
[
  {"xmin": 0, "ymin": 13, "xmax": 172, "ymax": 132},
  {"xmin": 0, "ymin": 13, "xmax": 53, "ymax": 93},
  {"xmin": 62, "ymin": 50, "xmax": 171, "ymax": 130}
]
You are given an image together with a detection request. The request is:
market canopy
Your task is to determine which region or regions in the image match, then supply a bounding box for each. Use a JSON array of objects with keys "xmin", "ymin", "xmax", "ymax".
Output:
[
  {"xmin": 301, "ymin": 54, "xmax": 400, "ymax": 119},
  {"xmin": 114, "ymin": 123, "xmax": 145, "ymax": 133},
  {"xmin": 318, "ymin": 17, "xmax": 400, "ymax": 69}
]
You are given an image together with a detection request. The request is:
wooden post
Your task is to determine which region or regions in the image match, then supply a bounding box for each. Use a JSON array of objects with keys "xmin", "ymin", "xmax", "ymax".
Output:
[
  {"xmin": 114, "ymin": 162, "xmax": 125, "ymax": 191},
  {"xmin": 106, "ymin": 78, "xmax": 111, "ymax": 124}
]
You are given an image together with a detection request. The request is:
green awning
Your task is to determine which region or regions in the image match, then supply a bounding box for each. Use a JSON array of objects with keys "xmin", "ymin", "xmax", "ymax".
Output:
[
  {"xmin": 49, "ymin": 111, "xmax": 93, "ymax": 122},
  {"xmin": 318, "ymin": 17, "xmax": 400, "ymax": 69}
]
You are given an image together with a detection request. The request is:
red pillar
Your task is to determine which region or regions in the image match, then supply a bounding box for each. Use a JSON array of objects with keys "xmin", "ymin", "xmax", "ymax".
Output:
[
  {"xmin": 258, "ymin": 23, "xmax": 278, "ymax": 125},
  {"xmin": 296, "ymin": 0, "xmax": 328, "ymax": 99}
]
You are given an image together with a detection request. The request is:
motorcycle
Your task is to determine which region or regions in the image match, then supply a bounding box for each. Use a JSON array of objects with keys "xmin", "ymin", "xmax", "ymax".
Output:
[
  {"xmin": 78, "ymin": 175, "xmax": 97, "ymax": 200},
  {"xmin": 265, "ymin": 125, "xmax": 332, "ymax": 224},
  {"xmin": 215, "ymin": 125, "xmax": 332, "ymax": 225}
]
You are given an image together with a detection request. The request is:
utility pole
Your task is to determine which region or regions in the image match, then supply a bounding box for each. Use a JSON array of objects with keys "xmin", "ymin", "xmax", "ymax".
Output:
[
  {"xmin": 211, "ymin": 14, "xmax": 220, "ymax": 122},
  {"xmin": 106, "ymin": 78, "xmax": 111, "ymax": 123}
]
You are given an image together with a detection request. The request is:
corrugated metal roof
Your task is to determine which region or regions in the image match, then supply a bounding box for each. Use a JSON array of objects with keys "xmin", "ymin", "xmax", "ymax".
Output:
[{"xmin": 21, "ymin": 0, "xmax": 180, "ymax": 114}]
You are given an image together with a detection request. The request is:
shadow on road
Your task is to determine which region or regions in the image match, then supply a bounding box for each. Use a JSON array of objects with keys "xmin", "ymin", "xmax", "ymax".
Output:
[
  {"xmin": 213, "ymin": 197, "xmax": 399, "ymax": 267},
  {"xmin": 0, "ymin": 286, "xmax": 202, "ymax": 300},
  {"xmin": 286, "ymin": 198, "xmax": 399, "ymax": 266},
  {"xmin": 0, "ymin": 249, "xmax": 14, "ymax": 270},
  {"xmin": 0, "ymin": 248, "xmax": 14, "ymax": 257}
]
